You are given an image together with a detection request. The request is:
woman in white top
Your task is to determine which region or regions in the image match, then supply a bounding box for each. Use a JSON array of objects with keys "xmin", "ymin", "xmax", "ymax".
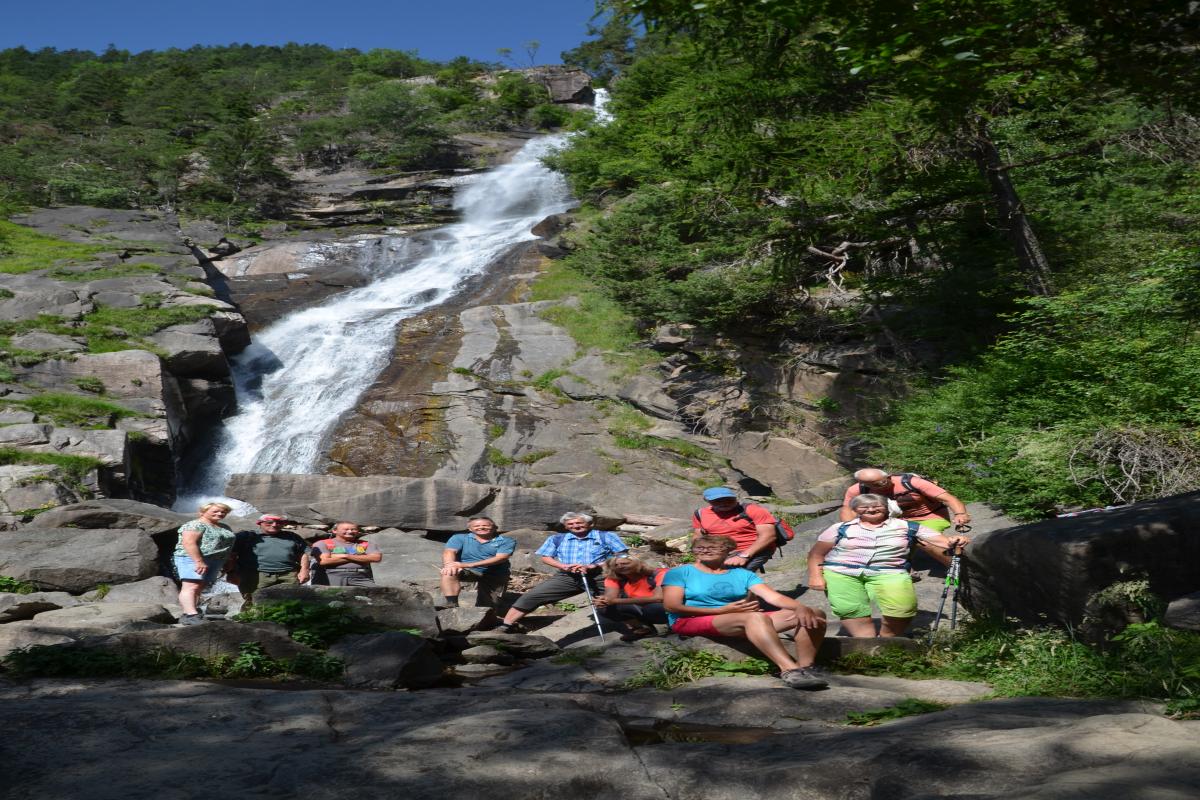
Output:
[{"xmin": 807, "ymin": 494, "xmax": 968, "ymax": 637}]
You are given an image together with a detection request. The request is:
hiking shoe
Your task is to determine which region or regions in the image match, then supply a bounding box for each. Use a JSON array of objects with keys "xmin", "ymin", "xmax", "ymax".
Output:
[
  {"xmin": 780, "ymin": 668, "xmax": 829, "ymax": 690},
  {"xmin": 620, "ymin": 625, "xmax": 659, "ymax": 642},
  {"xmin": 495, "ymin": 622, "xmax": 526, "ymax": 634},
  {"xmin": 178, "ymin": 613, "xmax": 204, "ymax": 626}
]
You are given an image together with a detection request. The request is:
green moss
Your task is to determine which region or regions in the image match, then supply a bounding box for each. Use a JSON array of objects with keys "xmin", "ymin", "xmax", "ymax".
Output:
[
  {"xmin": 17, "ymin": 393, "xmax": 139, "ymax": 426},
  {"xmin": 0, "ymin": 448, "xmax": 102, "ymax": 480},
  {"xmin": 485, "ymin": 446, "xmax": 514, "ymax": 466},
  {"xmin": 45, "ymin": 262, "xmax": 162, "ymax": 281},
  {"xmin": 0, "ymin": 221, "xmax": 107, "ymax": 275},
  {"xmin": 845, "ymin": 699, "xmax": 950, "ymax": 726}
]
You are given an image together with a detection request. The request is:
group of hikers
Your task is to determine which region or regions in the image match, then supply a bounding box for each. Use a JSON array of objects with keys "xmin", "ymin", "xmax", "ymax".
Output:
[{"xmin": 173, "ymin": 467, "xmax": 971, "ymax": 690}]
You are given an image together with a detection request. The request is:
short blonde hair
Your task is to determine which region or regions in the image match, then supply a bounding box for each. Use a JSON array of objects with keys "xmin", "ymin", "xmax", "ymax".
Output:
[
  {"xmin": 602, "ymin": 554, "xmax": 656, "ymax": 579},
  {"xmin": 198, "ymin": 502, "xmax": 232, "ymax": 515},
  {"xmin": 691, "ymin": 535, "xmax": 737, "ymax": 555}
]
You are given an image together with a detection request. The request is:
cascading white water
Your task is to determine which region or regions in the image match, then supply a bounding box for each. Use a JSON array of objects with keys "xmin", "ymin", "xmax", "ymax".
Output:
[{"xmin": 176, "ymin": 134, "xmax": 576, "ymax": 511}]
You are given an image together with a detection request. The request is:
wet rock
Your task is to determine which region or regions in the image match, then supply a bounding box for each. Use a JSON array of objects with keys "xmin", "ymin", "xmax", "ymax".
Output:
[
  {"xmin": 330, "ymin": 631, "xmax": 443, "ymax": 689},
  {"xmin": 0, "ymin": 528, "xmax": 159, "ymax": 592}
]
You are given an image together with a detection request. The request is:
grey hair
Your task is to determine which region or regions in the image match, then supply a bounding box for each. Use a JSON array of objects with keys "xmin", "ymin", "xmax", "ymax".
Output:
[
  {"xmin": 560, "ymin": 511, "xmax": 593, "ymax": 526},
  {"xmin": 850, "ymin": 493, "xmax": 891, "ymax": 514},
  {"xmin": 852, "ymin": 468, "xmax": 891, "ymax": 481}
]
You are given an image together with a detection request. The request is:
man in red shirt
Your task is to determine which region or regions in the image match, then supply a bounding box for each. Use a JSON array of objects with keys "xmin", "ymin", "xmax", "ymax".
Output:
[{"xmin": 692, "ymin": 487, "xmax": 778, "ymax": 572}]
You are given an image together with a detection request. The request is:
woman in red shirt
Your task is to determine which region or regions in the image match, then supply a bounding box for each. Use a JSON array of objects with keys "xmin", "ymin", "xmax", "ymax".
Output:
[{"xmin": 595, "ymin": 555, "xmax": 668, "ymax": 641}]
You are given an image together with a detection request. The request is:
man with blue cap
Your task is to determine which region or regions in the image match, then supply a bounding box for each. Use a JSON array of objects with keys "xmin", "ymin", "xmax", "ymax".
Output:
[{"xmin": 692, "ymin": 487, "xmax": 779, "ymax": 572}]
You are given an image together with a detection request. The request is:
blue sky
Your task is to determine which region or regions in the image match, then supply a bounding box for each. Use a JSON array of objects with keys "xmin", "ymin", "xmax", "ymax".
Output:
[{"xmin": 2, "ymin": 0, "xmax": 601, "ymax": 64}]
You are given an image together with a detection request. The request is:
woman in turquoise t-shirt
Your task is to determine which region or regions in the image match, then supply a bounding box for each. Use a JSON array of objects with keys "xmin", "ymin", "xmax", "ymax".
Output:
[{"xmin": 662, "ymin": 535, "xmax": 829, "ymax": 689}]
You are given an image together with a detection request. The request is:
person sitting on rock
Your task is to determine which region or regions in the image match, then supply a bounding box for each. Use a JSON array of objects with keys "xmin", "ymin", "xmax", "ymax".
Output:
[
  {"xmin": 840, "ymin": 468, "xmax": 971, "ymax": 569},
  {"xmin": 230, "ymin": 514, "xmax": 310, "ymax": 606},
  {"xmin": 173, "ymin": 501, "xmax": 237, "ymax": 626},
  {"xmin": 495, "ymin": 512, "xmax": 627, "ymax": 633},
  {"xmin": 663, "ymin": 535, "xmax": 829, "ymax": 689},
  {"xmin": 310, "ymin": 521, "xmax": 381, "ymax": 587},
  {"xmin": 692, "ymin": 486, "xmax": 778, "ymax": 572},
  {"xmin": 594, "ymin": 554, "xmax": 668, "ymax": 641},
  {"xmin": 809, "ymin": 493, "xmax": 969, "ymax": 637},
  {"xmin": 439, "ymin": 517, "xmax": 516, "ymax": 609}
]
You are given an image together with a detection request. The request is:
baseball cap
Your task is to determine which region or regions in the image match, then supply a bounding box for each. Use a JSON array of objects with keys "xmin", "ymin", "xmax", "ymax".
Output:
[
  {"xmin": 702, "ymin": 487, "xmax": 737, "ymax": 501},
  {"xmin": 257, "ymin": 514, "xmax": 289, "ymax": 524}
]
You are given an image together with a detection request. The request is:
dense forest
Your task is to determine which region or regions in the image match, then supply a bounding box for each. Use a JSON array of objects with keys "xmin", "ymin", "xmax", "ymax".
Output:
[
  {"xmin": 550, "ymin": 1, "xmax": 1200, "ymax": 517},
  {"xmin": 0, "ymin": 43, "xmax": 580, "ymax": 222}
]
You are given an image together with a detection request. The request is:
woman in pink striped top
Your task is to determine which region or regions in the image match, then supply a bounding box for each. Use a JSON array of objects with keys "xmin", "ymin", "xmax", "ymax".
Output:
[{"xmin": 807, "ymin": 494, "xmax": 969, "ymax": 637}]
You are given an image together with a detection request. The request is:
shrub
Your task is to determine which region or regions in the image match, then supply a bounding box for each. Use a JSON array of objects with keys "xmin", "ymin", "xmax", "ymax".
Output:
[
  {"xmin": 625, "ymin": 644, "xmax": 774, "ymax": 689},
  {"xmin": 845, "ymin": 698, "xmax": 949, "ymax": 726},
  {"xmin": 0, "ymin": 576, "xmax": 36, "ymax": 594},
  {"xmin": 233, "ymin": 600, "xmax": 384, "ymax": 649}
]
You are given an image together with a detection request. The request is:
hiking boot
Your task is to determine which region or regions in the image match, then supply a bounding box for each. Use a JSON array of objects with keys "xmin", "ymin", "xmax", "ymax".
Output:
[
  {"xmin": 780, "ymin": 667, "xmax": 829, "ymax": 690},
  {"xmin": 178, "ymin": 613, "xmax": 204, "ymax": 626},
  {"xmin": 495, "ymin": 622, "xmax": 526, "ymax": 634},
  {"xmin": 619, "ymin": 625, "xmax": 659, "ymax": 642}
]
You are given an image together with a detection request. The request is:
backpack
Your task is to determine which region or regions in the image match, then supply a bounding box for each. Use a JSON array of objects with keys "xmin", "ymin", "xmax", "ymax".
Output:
[
  {"xmin": 693, "ymin": 504, "xmax": 796, "ymax": 548},
  {"xmin": 858, "ymin": 473, "xmax": 926, "ymax": 504}
]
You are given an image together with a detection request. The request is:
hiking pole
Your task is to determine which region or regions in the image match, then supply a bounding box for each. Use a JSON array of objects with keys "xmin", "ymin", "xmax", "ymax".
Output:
[
  {"xmin": 578, "ymin": 568, "xmax": 607, "ymax": 643},
  {"xmin": 933, "ymin": 526, "xmax": 969, "ymax": 632}
]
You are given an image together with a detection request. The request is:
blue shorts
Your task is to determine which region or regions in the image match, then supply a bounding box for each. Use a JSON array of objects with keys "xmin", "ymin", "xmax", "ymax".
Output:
[{"xmin": 174, "ymin": 554, "xmax": 227, "ymax": 586}]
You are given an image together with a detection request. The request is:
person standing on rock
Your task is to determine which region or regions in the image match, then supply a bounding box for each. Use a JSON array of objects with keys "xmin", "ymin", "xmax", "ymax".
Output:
[
  {"xmin": 809, "ymin": 493, "xmax": 969, "ymax": 637},
  {"xmin": 495, "ymin": 512, "xmax": 627, "ymax": 633},
  {"xmin": 840, "ymin": 468, "xmax": 971, "ymax": 568},
  {"xmin": 439, "ymin": 517, "xmax": 516, "ymax": 608},
  {"xmin": 231, "ymin": 514, "xmax": 311, "ymax": 606},
  {"xmin": 310, "ymin": 522, "xmax": 381, "ymax": 587},
  {"xmin": 663, "ymin": 535, "xmax": 829, "ymax": 689},
  {"xmin": 692, "ymin": 487, "xmax": 778, "ymax": 572},
  {"xmin": 173, "ymin": 502, "xmax": 237, "ymax": 626}
]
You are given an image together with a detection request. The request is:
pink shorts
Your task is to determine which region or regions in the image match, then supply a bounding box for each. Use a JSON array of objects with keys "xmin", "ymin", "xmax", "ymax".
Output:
[{"xmin": 670, "ymin": 610, "xmax": 784, "ymax": 637}]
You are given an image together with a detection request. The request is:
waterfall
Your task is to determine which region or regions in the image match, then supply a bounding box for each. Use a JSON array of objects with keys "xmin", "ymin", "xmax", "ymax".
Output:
[{"xmin": 176, "ymin": 134, "xmax": 575, "ymax": 512}]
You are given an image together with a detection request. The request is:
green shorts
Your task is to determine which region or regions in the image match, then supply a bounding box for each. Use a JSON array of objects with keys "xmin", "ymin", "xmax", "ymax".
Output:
[
  {"xmin": 822, "ymin": 570, "xmax": 918, "ymax": 620},
  {"xmin": 915, "ymin": 517, "xmax": 951, "ymax": 532}
]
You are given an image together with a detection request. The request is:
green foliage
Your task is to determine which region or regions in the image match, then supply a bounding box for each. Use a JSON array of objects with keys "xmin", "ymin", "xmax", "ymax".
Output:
[
  {"xmin": 845, "ymin": 698, "xmax": 949, "ymax": 726},
  {"xmin": 233, "ymin": 600, "xmax": 384, "ymax": 649},
  {"xmin": 554, "ymin": 602, "xmax": 579, "ymax": 613},
  {"xmin": 531, "ymin": 260, "xmax": 651, "ymax": 357},
  {"xmin": 72, "ymin": 377, "xmax": 105, "ymax": 394},
  {"xmin": 0, "ymin": 220, "xmax": 106, "ymax": 274},
  {"xmin": 0, "ymin": 641, "xmax": 344, "ymax": 682},
  {"xmin": 0, "ymin": 447, "xmax": 102, "ymax": 481},
  {"xmin": 837, "ymin": 620, "xmax": 1200, "ymax": 708},
  {"xmin": 485, "ymin": 446, "xmax": 514, "ymax": 467},
  {"xmin": 532, "ymin": 369, "xmax": 568, "ymax": 390},
  {"xmin": 19, "ymin": 393, "xmax": 138, "ymax": 426},
  {"xmin": 625, "ymin": 643, "xmax": 774, "ymax": 689},
  {"xmin": 516, "ymin": 450, "xmax": 555, "ymax": 464},
  {"xmin": 0, "ymin": 576, "xmax": 36, "ymax": 594},
  {"xmin": 871, "ymin": 255, "xmax": 1200, "ymax": 518}
]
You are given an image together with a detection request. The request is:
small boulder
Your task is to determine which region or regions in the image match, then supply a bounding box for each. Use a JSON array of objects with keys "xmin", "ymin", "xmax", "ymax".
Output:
[
  {"xmin": 464, "ymin": 631, "xmax": 559, "ymax": 658},
  {"xmin": 0, "ymin": 528, "xmax": 159, "ymax": 592},
  {"xmin": 0, "ymin": 591, "xmax": 80, "ymax": 623},
  {"xmin": 329, "ymin": 631, "xmax": 443, "ymax": 689},
  {"xmin": 96, "ymin": 576, "xmax": 179, "ymax": 606},
  {"xmin": 436, "ymin": 606, "xmax": 497, "ymax": 636},
  {"xmin": 99, "ymin": 619, "xmax": 313, "ymax": 661},
  {"xmin": 26, "ymin": 602, "xmax": 175, "ymax": 633},
  {"xmin": 255, "ymin": 583, "xmax": 438, "ymax": 636},
  {"xmin": 460, "ymin": 644, "xmax": 514, "ymax": 665},
  {"xmin": 453, "ymin": 662, "xmax": 517, "ymax": 680},
  {"xmin": 1164, "ymin": 591, "xmax": 1200, "ymax": 632}
]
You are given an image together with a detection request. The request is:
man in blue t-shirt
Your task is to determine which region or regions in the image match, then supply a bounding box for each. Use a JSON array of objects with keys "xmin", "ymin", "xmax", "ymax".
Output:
[{"xmin": 439, "ymin": 517, "xmax": 517, "ymax": 608}]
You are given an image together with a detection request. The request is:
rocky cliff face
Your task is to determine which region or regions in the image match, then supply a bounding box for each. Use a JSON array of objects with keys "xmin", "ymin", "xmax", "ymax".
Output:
[{"xmin": 0, "ymin": 207, "xmax": 249, "ymax": 517}]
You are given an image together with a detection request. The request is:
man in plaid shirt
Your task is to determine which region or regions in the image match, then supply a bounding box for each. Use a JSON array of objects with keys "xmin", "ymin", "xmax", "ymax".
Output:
[{"xmin": 496, "ymin": 511, "xmax": 627, "ymax": 633}]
